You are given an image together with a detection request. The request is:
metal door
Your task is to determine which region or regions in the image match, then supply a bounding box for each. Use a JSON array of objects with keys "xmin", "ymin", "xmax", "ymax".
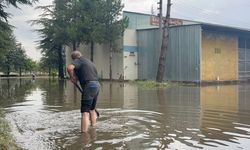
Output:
[{"xmin": 238, "ymin": 37, "xmax": 250, "ymax": 80}]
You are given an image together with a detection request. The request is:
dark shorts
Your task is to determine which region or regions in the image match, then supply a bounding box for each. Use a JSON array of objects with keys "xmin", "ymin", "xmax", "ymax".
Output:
[{"xmin": 81, "ymin": 81, "xmax": 100, "ymax": 113}]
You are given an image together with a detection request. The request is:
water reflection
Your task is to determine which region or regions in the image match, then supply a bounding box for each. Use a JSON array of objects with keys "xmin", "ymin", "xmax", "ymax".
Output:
[
  {"xmin": 1, "ymin": 79, "xmax": 250, "ymax": 149},
  {"xmin": 0, "ymin": 79, "xmax": 36, "ymax": 107},
  {"xmin": 200, "ymin": 85, "xmax": 250, "ymax": 149}
]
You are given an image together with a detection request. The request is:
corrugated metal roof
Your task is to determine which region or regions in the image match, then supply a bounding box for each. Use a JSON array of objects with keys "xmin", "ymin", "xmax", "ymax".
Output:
[
  {"xmin": 137, "ymin": 23, "xmax": 250, "ymax": 36},
  {"xmin": 201, "ymin": 23, "xmax": 250, "ymax": 35},
  {"xmin": 123, "ymin": 11, "xmax": 250, "ymax": 33}
]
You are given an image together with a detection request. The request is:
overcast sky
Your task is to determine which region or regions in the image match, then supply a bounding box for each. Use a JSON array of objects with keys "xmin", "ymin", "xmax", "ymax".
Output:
[{"xmin": 5, "ymin": 0, "xmax": 250, "ymax": 61}]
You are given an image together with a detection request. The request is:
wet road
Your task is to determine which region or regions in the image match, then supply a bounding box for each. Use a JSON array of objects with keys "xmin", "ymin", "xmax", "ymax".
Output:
[{"xmin": 1, "ymin": 78, "xmax": 250, "ymax": 149}]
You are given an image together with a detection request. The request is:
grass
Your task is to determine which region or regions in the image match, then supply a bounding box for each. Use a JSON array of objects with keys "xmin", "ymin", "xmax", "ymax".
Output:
[
  {"xmin": 133, "ymin": 80, "xmax": 174, "ymax": 88},
  {"xmin": 132, "ymin": 80, "xmax": 198, "ymax": 88},
  {"xmin": 0, "ymin": 109, "xmax": 18, "ymax": 150}
]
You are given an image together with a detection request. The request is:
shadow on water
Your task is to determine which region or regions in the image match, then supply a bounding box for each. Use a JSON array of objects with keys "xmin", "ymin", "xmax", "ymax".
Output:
[{"xmin": 1, "ymin": 78, "xmax": 250, "ymax": 149}]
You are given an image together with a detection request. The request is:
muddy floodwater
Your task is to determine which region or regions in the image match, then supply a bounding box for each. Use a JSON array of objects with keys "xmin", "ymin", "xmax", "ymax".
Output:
[{"xmin": 1, "ymin": 78, "xmax": 250, "ymax": 150}]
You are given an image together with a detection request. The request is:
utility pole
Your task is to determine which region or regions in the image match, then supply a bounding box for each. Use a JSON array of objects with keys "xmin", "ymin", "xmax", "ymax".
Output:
[
  {"xmin": 157, "ymin": 0, "xmax": 163, "ymax": 48},
  {"xmin": 156, "ymin": 0, "xmax": 172, "ymax": 82},
  {"xmin": 157, "ymin": 0, "xmax": 163, "ymax": 30}
]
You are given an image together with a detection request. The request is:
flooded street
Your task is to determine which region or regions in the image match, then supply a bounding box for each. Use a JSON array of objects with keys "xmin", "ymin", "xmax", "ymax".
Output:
[{"xmin": 1, "ymin": 78, "xmax": 250, "ymax": 149}]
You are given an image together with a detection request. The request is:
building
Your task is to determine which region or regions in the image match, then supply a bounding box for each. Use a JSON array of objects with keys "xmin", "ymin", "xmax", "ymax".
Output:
[{"xmin": 66, "ymin": 11, "xmax": 250, "ymax": 82}]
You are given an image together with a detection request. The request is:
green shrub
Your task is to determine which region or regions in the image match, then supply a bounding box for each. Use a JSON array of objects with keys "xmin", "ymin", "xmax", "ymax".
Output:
[{"xmin": 134, "ymin": 80, "xmax": 172, "ymax": 88}]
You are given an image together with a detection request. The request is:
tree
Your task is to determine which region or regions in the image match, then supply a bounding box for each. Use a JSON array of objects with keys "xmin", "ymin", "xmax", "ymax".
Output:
[
  {"xmin": 0, "ymin": 23, "xmax": 13, "ymax": 63},
  {"xmin": 34, "ymin": 0, "xmax": 127, "ymax": 80},
  {"xmin": 64, "ymin": 0, "xmax": 103, "ymax": 59},
  {"xmin": 98, "ymin": 0, "xmax": 128, "ymax": 80},
  {"xmin": 13, "ymin": 44, "xmax": 27, "ymax": 76},
  {"xmin": 34, "ymin": 0, "xmax": 102, "ymax": 78},
  {"xmin": 0, "ymin": 32, "xmax": 16, "ymax": 75},
  {"xmin": 0, "ymin": 0, "xmax": 38, "ymax": 67},
  {"xmin": 72, "ymin": 0, "xmax": 104, "ymax": 61},
  {"xmin": 33, "ymin": 0, "xmax": 71, "ymax": 79},
  {"xmin": 2, "ymin": 50, "xmax": 15, "ymax": 76},
  {"xmin": 0, "ymin": 42, "xmax": 33, "ymax": 76},
  {"xmin": 24, "ymin": 58, "xmax": 37, "ymax": 74},
  {"xmin": 39, "ymin": 50, "xmax": 58, "ymax": 76}
]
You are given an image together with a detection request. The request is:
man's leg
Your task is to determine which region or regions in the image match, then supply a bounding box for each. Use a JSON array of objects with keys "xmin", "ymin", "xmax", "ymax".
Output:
[
  {"xmin": 90, "ymin": 91, "xmax": 99, "ymax": 126},
  {"xmin": 82, "ymin": 81, "xmax": 100, "ymax": 130},
  {"xmin": 90, "ymin": 110, "xmax": 97, "ymax": 126},
  {"xmin": 81, "ymin": 112, "xmax": 90, "ymax": 132}
]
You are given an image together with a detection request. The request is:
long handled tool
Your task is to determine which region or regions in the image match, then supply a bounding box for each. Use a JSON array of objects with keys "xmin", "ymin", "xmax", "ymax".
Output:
[
  {"xmin": 73, "ymin": 82, "xmax": 100, "ymax": 117},
  {"xmin": 74, "ymin": 82, "xmax": 84, "ymax": 93}
]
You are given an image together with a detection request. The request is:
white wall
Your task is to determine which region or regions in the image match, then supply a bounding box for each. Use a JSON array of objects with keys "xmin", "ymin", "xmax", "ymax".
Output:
[
  {"xmin": 123, "ymin": 51, "xmax": 138, "ymax": 80},
  {"xmin": 65, "ymin": 28, "xmax": 140, "ymax": 81},
  {"xmin": 123, "ymin": 29, "xmax": 138, "ymax": 80}
]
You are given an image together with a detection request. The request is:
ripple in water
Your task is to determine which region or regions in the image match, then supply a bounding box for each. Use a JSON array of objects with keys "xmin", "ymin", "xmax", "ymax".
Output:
[{"xmin": 5, "ymin": 107, "xmax": 250, "ymax": 150}]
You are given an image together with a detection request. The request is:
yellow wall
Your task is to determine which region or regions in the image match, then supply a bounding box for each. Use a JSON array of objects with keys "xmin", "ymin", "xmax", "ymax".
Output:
[{"xmin": 201, "ymin": 32, "xmax": 237, "ymax": 81}]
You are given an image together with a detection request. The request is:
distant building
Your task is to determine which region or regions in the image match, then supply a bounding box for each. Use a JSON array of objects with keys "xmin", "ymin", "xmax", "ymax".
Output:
[{"xmin": 65, "ymin": 11, "xmax": 250, "ymax": 82}]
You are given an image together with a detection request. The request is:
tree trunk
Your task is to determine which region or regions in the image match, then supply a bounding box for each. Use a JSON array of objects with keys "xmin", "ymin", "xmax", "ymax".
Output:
[
  {"xmin": 156, "ymin": 27, "xmax": 169, "ymax": 82},
  {"xmin": 73, "ymin": 41, "xmax": 77, "ymax": 51},
  {"xmin": 156, "ymin": 0, "xmax": 171, "ymax": 82},
  {"xmin": 58, "ymin": 45, "xmax": 64, "ymax": 79},
  {"xmin": 49, "ymin": 67, "xmax": 51, "ymax": 76},
  {"xmin": 7, "ymin": 66, "xmax": 10, "ymax": 77},
  {"xmin": 19, "ymin": 68, "xmax": 22, "ymax": 76},
  {"xmin": 109, "ymin": 42, "xmax": 113, "ymax": 81},
  {"xmin": 90, "ymin": 41, "xmax": 94, "ymax": 62}
]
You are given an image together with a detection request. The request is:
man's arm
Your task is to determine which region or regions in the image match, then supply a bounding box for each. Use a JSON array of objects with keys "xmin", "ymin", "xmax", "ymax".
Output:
[{"xmin": 67, "ymin": 64, "xmax": 77, "ymax": 83}]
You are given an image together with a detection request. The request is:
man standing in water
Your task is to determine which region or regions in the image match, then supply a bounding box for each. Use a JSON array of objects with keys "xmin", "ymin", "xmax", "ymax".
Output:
[{"xmin": 67, "ymin": 51, "xmax": 100, "ymax": 133}]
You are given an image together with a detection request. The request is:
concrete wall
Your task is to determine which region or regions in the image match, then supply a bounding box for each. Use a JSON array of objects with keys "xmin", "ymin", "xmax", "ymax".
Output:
[
  {"xmin": 201, "ymin": 31, "xmax": 238, "ymax": 81},
  {"xmin": 65, "ymin": 41, "xmax": 123, "ymax": 80}
]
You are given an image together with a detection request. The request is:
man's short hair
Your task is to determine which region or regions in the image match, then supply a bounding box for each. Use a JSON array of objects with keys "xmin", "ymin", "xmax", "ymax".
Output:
[{"xmin": 71, "ymin": 51, "xmax": 82, "ymax": 60}]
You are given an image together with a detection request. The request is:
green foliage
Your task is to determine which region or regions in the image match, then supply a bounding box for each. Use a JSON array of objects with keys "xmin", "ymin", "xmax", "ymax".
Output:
[
  {"xmin": 97, "ymin": 0, "xmax": 128, "ymax": 79},
  {"xmin": 34, "ymin": 0, "xmax": 128, "ymax": 78},
  {"xmin": 51, "ymin": 70, "xmax": 57, "ymax": 77},
  {"xmin": 13, "ymin": 44, "xmax": 27, "ymax": 71},
  {"xmin": 35, "ymin": 0, "xmax": 128, "ymax": 51},
  {"xmin": 0, "ymin": 34, "xmax": 16, "ymax": 75},
  {"xmin": 0, "ymin": 0, "xmax": 38, "ymax": 75},
  {"xmin": 0, "ymin": 42, "xmax": 36, "ymax": 76},
  {"xmin": 33, "ymin": 1, "xmax": 71, "ymax": 78},
  {"xmin": 24, "ymin": 58, "xmax": 37, "ymax": 72},
  {"xmin": 98, "ymin": 0, "xmax": 128, "ymax": 45},
  {"xmin": 0, "ymin": 109, "xmax": 18, "ymax": 149},
  {"xmin": 39, "ymin": 50, "xmax": 58, "ymax": 73},
  {"xmin": 0, "ymin": 0, "xmax": 38, "ymax": 21},
  {"xmin": 0, "ymin": 22, "xmax": 13, "ymax": 63},
  {"xmin": 69, "ymin": 0, "xmax": 105, "ymax": 46}
]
